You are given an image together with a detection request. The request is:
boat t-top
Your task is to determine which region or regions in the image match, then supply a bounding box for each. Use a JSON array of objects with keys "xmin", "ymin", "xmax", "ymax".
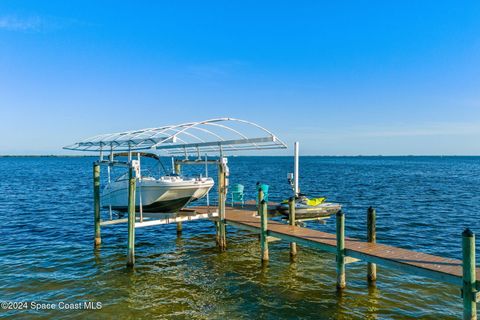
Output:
[{"xmin": 63, "ymin": 118, "xmax": 289, "ymax": 215}]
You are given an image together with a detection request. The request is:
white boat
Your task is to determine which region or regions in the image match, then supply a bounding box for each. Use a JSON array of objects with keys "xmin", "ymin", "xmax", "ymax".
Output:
[
  {"xmin": 103, "ymin": 174, "xmax": 214, "ymax": 213},
  {"xmin": 102, "ymin": 152, "xmax": 214, "ymax": 212}
]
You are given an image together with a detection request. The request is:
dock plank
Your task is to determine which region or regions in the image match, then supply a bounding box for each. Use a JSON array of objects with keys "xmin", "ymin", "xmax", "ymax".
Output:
[{"xmin": 191, "ymin": 205, "xmax": 479, "ymax": 287}]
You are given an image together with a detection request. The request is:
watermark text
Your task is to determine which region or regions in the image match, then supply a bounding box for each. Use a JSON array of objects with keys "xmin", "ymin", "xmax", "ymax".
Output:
[{"xmin": 1, "ymin": 301, "xmax": 102, "ymax": 311}]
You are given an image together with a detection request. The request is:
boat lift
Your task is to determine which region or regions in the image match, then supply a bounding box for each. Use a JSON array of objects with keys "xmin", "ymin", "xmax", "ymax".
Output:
[{"xmin": 64, "ymin": 118, "xmax": 287, "ymax": 266}]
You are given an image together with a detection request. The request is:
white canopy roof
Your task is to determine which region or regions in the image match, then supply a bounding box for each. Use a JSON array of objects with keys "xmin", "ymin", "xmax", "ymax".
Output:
[{"xmin": 64, "ymin": 118, "xmax": 287, "ymax": 155}]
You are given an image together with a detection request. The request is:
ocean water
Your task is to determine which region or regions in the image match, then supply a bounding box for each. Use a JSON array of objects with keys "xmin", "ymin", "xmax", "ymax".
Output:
[{"xmin": 0, "ymin": 156, "xmax": 479, "ymax": 319}]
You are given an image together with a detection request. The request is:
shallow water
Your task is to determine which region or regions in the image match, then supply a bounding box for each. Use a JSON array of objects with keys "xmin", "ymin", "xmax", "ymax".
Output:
[{"xmin": 0, "ymin": 156, "xmax": 479, "ymax": 319}]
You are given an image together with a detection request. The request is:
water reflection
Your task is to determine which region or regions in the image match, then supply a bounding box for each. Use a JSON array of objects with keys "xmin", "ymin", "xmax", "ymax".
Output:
[
  {"xmin": 0, "ymin": 156, "xmax": 476, "ymax": 318},
  {"xmin": 366, "ymin": 282, "xmax": 379, "ymax": 320}
]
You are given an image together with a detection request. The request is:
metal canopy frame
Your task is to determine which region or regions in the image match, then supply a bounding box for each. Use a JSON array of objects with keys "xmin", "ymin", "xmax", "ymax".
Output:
[
  {"xmin": 64, "ymin": 118, "xmax": 287, "ymax": 155},
  {"xmin": 77, "ymin": 118, "xmax": 287, "ymax": 262}
]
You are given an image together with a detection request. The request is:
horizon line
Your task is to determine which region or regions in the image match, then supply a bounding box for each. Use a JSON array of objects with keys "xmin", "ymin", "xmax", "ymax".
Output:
[{"xmin": 1, "ymin": 154, "xmax": 480, "ymax": 158}]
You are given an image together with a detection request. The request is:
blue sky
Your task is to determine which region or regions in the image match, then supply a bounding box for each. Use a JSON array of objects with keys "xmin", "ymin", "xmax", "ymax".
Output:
[{"xmin": 1, "ymin": 1, "xmax": 480, "ymax": 155}]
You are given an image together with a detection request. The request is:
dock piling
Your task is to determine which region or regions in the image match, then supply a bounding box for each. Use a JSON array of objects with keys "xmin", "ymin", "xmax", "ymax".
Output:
[
  {"xmin": 174, "ymin": 161, "xmax": 183, "ymax": 236},
  {"xmin": 257, "ymin": 187, "xmax": 264, "ymax": 210},
  {"xmin": 336, "ymin": 210, "xmax": 346, "ymax": 289},
  {"xmin": 367, "ymin": 207, "xmax": 377, "ymax": 284},
  {"xmin": 260, "ymin": 200, "xmax": 269, "ymax": 262},
  {"xmin": 93, "ymin": 162, "xmax": 101, "ymax": 247},
  {"xmin": 289, "ymin": 197, "xmax": 297, "ymax": 259},
  {"xmin": 215, "ymin": 221, "xmax": 220, "ymax": 245},
  {"xmin": 174, "ymin": 161, "xmax": 181, "ymax": 176},
  {"xmin": 217, "ymin": 159, "xmax": 227, "ymax": 250},
  {"xmin": 177, "ymin": 221, "xmax": 183, "ymax": 235},
  {"xmin": 127, "ymin": 166, "xmax": 136, "ymax": 267},
  {"xmin": 462, "ymin": 228, "xmax": 477, "ymax": 320}
]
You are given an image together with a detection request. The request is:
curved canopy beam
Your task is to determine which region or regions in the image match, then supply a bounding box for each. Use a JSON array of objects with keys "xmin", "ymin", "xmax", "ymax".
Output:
[{"xmin": 63, "ymin": 117, "xmax": 287, "ymax": 154}]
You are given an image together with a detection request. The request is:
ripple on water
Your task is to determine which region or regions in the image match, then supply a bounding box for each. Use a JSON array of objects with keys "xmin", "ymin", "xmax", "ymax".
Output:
[{"xmin": 0, "ymin": 156, "xmax": 478, "ymax": 319}]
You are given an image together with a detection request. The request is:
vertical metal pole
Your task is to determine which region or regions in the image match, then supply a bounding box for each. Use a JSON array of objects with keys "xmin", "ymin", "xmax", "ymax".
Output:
[
  {"xmin": 289, "ymin": 197, "xmax": 297, "ymax": 259},
  {"xmin": 260, "ymin": 200, "xmax": 269, "ymax": 262},
  {"xmin": 462, "ymin": 228, "xmax": 477, "ymax": 320},
  {"xmin": 294, "ymin": 141, "xmax": 299, "ymax": 196},
  {"xmin": 93, "ymin": 162, "xmax": 101, "ymax": 246},
  {"xmin": 367, "ymin": 207, "xmax": 377, "ymax": 283},
  {"xmin": 336, "ymin": 210, "xmax": 346, "ymax": 289},
  {"xmin": 127, "ymin": 165, "xmax": 136, "ymax": 267}
]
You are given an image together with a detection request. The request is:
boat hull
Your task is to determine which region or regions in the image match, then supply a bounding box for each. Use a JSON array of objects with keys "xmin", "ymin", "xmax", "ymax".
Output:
[
  {"xmin": 111, "ymin": 196, "xmax": 192, "ymax": 213},
  {"xmin": 102, "ymin": 177, "xmax": 214, "ymax": 213}
]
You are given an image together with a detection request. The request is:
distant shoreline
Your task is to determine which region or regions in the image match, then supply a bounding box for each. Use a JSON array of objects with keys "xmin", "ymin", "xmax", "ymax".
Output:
[{"xmin": 1, "ymin": 155, "xmax": 479, "ymax": 158}]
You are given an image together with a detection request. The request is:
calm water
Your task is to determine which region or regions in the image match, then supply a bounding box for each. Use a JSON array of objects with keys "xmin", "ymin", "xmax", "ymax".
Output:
[{"xmin": 1, "ymin": 156, "xmax": 479, "ymax": 319}]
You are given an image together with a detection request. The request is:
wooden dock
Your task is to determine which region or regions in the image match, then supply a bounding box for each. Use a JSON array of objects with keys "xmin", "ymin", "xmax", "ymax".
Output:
[
  {"xmin": 192, "ymin": 205, "xmax": 480, "ymax": 289},
  {"xmin": 89, "ymin": 154, "xmax": 479, "ymax": 319},
  {"xmin": 77, "ymin": 121, "xmax": 479, "ymax": 318}
]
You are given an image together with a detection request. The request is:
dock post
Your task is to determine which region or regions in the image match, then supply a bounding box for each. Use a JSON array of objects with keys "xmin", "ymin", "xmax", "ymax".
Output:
[
  {"xmin": 260, "ymin": 200, "xmax": 269, "ymax": 262},
  {"xmin": 367, "ymin": 207, "xmax": 377, "ymax": 284},
  {"xmin": 174, "ymin": 161, "xmax": 182, "ymax": 236},
  {"xmin": 177, "ymin": 221, "xmax": 183, "ymax": 235},
  {"xmin": 462, "ymin": 228, "xmax": 477, "ymax": 320},
  {"xmin": 174, "ymin": 161, "xmax": 181, "ymax": 176},
  {"xmin": 215, "ymin": 221, "xmax": 220, "ymax": 245},
  {"xmin": 289, "ymin": 197, "xmax": 297, "ymax": 259},
  {"xmin": 93, "ymin": 162, "xmax": 101, "ymax": 247},
  {"xmin": 127, "ymin": 165, "xmax": 136, "ymax": 267},
  {"xmin": 336, "ymin": 210, "xmax": 346, "ymax": 289},
  {"xmin": 218, "ymin": 159, "xmax": 227, "ymax": 250},
  {"xmin": 257, "ymin": 187, "xmax": 264, "ymax": 210}
]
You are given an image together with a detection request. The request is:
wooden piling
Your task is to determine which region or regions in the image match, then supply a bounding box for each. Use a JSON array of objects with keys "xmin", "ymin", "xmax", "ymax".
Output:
[
  {"xmin": 93, "ymin": 163, "xmax": 101, "ymax": 246},
  {"xmin": 220, "ymin": 221, "xmax": 226, "ymax": 250},
  {"xmin": 260, "ymin": 200, "xmax": 269, "ymax": 262},
  {"xmin": 257, "ymin": 187, "xmax": 264, "ymax": 209},
  {"xmin": 289, "ymin": 197, "xmax": 297, "ymax": 259},
  {"xmin": 217, "ymin": 161, "xmax": 227, "ymax": 250},
  {"xmin": 336, "ymin": 210, "xmax": 346, "ymax": 289},
  {"xmin": 462, "ymin": 228, "xmax": 477, "ymax": 320},
  {"xmin": 215, "ymin": 221, "xmax": 220, "ymax": 245},
  {"xmin": 127, "ymin": 166, "xmax": 136, "ymax": 267},
  {"xmin": 174, "ymin": 162, "xmax": 181, "ymax": 175},
  {"xmin": 174, "ymin": 162, "xmax": 183, "ymax": 235},
  {"xmin": 367, "ymin": 207, "xmax": 377, "ymax": 283},
  {"xmin": 192, "ymin": 204, "xmax": 479, "ymax": 318},
  {"xmin": 177, "ymin": 221, "xmax": 183, "ymax": 235}
]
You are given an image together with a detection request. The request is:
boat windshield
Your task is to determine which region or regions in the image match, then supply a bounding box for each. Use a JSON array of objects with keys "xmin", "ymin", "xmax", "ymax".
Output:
[
  {"xmin": 114, "ymin": 168, "xmax": 174, "ymax": 182},
  {"xmin": 115, "ymin": 173, "xmax": 129, "ymax": 181}
]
